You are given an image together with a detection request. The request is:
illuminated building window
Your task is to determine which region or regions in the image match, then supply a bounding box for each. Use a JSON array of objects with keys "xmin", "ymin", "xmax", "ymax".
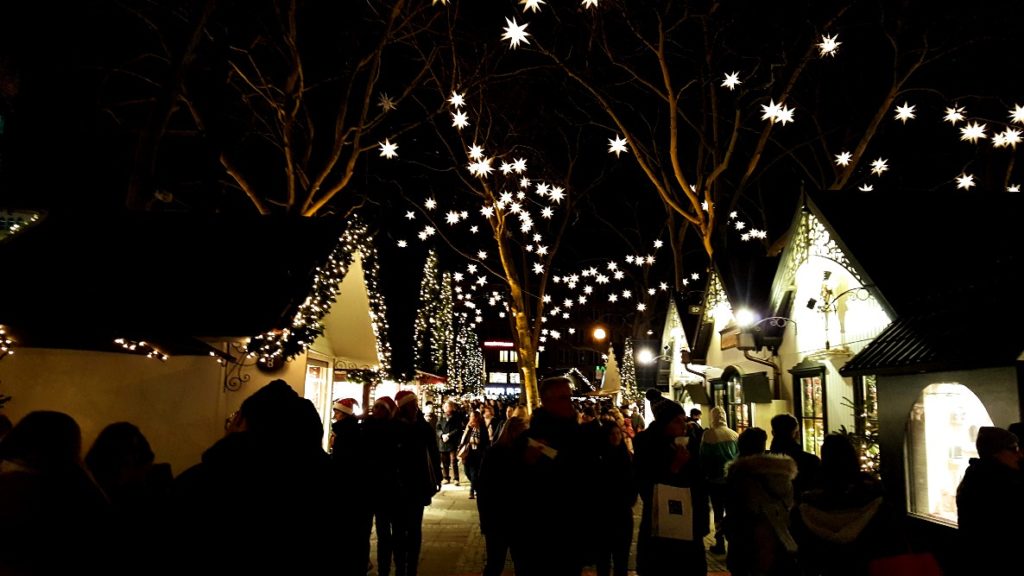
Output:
[
  {"xmin": 906, "ymin": 382, "xmax": 993, "ymax": 526},
  {"xmin": 499, "ymin": 350, "xmax": 519, "ymax": 363},
  {"xmin": 488, "ymin": 372, "xmax": 508, "ymax": 384},
  {"xmin": 509, "ymin": 372, "xmax": 521, "ymax": 384}
]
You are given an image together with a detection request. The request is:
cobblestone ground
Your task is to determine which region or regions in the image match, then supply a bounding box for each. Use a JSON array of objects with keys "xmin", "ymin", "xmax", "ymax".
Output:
[{"xmin": 370, "ymin": 482, "xmax": 730, "ymax": 576}]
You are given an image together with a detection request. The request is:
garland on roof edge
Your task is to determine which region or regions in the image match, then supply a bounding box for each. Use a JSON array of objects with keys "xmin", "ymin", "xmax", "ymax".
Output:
[{"xmin": 246, "ymin": 217, "xmax": 393, "ymax": 378}]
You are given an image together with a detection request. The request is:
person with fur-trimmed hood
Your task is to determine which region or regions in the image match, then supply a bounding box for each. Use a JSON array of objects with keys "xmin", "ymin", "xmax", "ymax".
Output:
[{"xmin": 724, "ymin": 426, "xmax": 798, "ymax": 576}]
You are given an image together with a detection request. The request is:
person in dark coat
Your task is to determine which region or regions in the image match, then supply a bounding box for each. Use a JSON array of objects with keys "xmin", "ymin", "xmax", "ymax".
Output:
[
  {"xmin": 363, "ymin": 395, "xmax": 400, "ymax": 576},
  {"xmin": 633, "ymin": 399, "xmax": 709, "ymax": 576},
  {"xmin": 0, "ymin": 411, "xmax": 110, "ymax": 576},
  {"xmin": 477, "ymin": 416, "xmax": 529, "ymax": 576},
  {"xmin": 437, "ymin": 400, "xmax": 465, "ymax": 485},
  {"xmin": 459, "ymin": 409, "xmax": 491, "ymax": 499},
  {"xmin": 509, "ymin": 377, "xmax": 600, "ymax": 575},
  {"xmin": 171, "ymin": 380, "xmax": 334, "ymax": 575},
  {"xmin": 594, "ymin": 420, "xmax": 638, "ymax": 576},
  {"xmin": 331, "ymin": 398, "xmax": 371, "ymax": 576},
  {"xmin": 391, "ymin": 390, "xmax": 442, "ymax": 576},
  {"xmin": 956, "ymin": 426, "xmax": 1024, "ymax": 574},
  {"xmin": 769, "ymin": 413, "xmax": 821, "ymax": 501}
]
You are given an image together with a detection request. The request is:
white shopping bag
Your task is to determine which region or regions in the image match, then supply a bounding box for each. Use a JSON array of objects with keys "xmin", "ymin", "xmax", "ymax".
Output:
[{"xmin": 651, "ymin": 483, "xmax": 694, "ymax": 541}]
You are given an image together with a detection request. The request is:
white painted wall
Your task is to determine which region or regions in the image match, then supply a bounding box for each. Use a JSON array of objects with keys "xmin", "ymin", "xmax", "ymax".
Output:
[{"xmin": 0, "ymin": 345, "xmax": 309, "ymax": 476}]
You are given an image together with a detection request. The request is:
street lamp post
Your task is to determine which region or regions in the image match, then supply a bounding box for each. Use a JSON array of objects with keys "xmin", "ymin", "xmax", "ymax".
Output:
[{"xmin": 805, "ymin": 272, "xmax": 873, "ymax": 350}]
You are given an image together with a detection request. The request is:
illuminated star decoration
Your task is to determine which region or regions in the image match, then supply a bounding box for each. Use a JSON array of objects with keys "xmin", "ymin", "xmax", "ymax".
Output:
[
  {"xmin": 608, "ymin": 135, "xmax": 628, "ymax": 157},
  {"xmin": 944, "ymin": 106, "xmax": 966, "ymax": 125},
  {"xmin": 452, "ymin": 110, "xmax": 470, "ymax": 130},
  {"xmin": 521, "ymin": 0, "xmax": 545, "ymax": 13},
  {"xmin": 858, "ymin": 183, "xmax": 874, "ymax": 192},
  {"xmin": 449, "ymin": 91, "xmax": 465, "ymax": 108},
  {"xmin": 761, "ymin": 99, "xmax": 795, "ymax": 125},
  {"xmin": 582, "ymin": 0, "xmax": 599, "ymax": 8},
  {"xmin": 817, "ymin": 34, "xmax": 841, "ymax": 57},
  {"xmin": 960, "ymin": 122, "xmax": 987, "ymax": 143},
  {"xmin": 378, "ymin": 138, "xmax": 398, "ymax": 159},
  {"xmin": 894, "ymin": 102, "xmax": 916, "ymax": 123},
  {"xmin": 502, "ymin": 17, "xmax": 530, "ymax": 49},
  {"xmin": 870, "ymin": 158, "xmax": 888, "ymax": 175},
  {"xmin": 1010, "ymin": 104, "xmax": 1024, "ymax": 125},
  {"xmin": 993, "ymin": 128, "xmax": 1022, "ymax": 149},
  {"xmin": 721, "ymin": 71, "xmax": 741, "ymax": 91},
  {"xmin": 834, "ymin": 151, "xmax": 852, "ymax": 167},
  {"xmin": 1008, "ymin": 184, "xmax": 1021, "ymax": 192},
  {"xmin": 956, "ymin": 173, "xmax": 976, "ymax": 190}
]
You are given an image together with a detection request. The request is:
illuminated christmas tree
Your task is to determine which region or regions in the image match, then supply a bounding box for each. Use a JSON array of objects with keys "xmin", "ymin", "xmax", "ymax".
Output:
[
  {"xmin": 414, "ymin": 250, "xmax": 442, "ymax": 373},
  {"xmin": 621, "ymin": 337, "xmax": 638, "ymax": 403}
]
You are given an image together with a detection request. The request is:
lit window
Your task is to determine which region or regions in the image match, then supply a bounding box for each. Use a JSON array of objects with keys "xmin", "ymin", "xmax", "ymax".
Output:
[
  {"xmin": 509, "ymin": 372, "xmax": 521, "ymax": 384},
  {"xmin": 906, "ymin": 382, "xmax": 993, "ymax": 526},
  {"xmin": 489, "ymin": 372, "xmax": 508, "ymax": 384}
]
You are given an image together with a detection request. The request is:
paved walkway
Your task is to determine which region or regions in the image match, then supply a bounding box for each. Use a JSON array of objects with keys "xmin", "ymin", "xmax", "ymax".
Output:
[{"xmin": 371, "ymin": 482, "xmax": 730, "ymax": 576}]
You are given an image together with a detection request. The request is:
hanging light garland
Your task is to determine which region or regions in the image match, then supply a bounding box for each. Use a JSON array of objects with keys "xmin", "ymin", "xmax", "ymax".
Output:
[{"xmin": 246, "ymin": 218, "xmax": 393, "ymax": 377}]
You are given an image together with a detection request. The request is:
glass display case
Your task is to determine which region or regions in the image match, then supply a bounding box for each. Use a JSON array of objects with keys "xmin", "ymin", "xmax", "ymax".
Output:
[{"xmin": 790, "ymin": 359, "xmax": 826, "ymax": 456}]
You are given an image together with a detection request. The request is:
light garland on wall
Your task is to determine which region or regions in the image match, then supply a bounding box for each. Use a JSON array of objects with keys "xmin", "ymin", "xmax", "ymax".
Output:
[
  {"xmin": 246, "ymin": 217, "xmax": 393, "ymax": 377},
  {"xmin": 0, "ymin": 209, "xmax": 41, "ymax": 242},
  {"xmin": 0, "ymin": 325, "xmax": 15, "ymax": 360},
  {"xmin": 114, "ymin": 338, "xmax": 168, "ymax": 361}
]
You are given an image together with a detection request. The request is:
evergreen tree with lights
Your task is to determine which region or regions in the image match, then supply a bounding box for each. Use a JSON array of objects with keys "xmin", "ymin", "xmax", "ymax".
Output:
[
  {"xmin": 621, "ymin": 337, "xmax": 639, "ymax": 404},
  {"xmin": 434, "ymin": 272, "xmax": 454, "ymax": 375},
  {"xmin": 414, "ymin": 250, "xmax": 442, "ymax": 373}
]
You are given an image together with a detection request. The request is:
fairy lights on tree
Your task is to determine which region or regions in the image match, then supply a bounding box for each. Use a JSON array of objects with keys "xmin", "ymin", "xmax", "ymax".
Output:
[
  {"xmin": 620, "ymin": 337, "xmax": 638, "ymax": 403},
  {"xmin": 414, "ymin": 249, "xmax": 443, "ymax": 373}
]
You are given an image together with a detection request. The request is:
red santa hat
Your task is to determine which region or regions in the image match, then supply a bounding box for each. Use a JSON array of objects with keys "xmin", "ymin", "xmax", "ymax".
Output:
[
  {"xmin": 395, "ymin": 390, "xmax": 418, "ymax": 409},
  {"xmin": 332, "ymin": 398, "xmax": 357, "ymax": 415},
  {"xmin": 373, "ymin": 396, "xmax": 397, "ymax": 415}
]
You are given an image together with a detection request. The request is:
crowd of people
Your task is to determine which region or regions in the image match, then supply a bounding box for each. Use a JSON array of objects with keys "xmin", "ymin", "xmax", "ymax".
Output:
[{"xmin": 1, "ymin": 379, "xmax": 1022, "ymax": 576}]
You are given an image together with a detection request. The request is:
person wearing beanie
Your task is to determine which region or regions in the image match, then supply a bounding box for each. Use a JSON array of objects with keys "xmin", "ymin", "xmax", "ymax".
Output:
[
  {"xmin": 362, "ymin": 395, "xmax": 401, "ymax": 575},
  {"xmin": 699, "ymin": 406, "xmax": 739, "ymax": 555},
  {"xmin": 632, "ymin": 394, "xmax": 709, "ymax": 575},
  {"xmin": 956, "ymin": 426, "xmax": 1024, "ymax": 572},
  {"xmin": 329, "ymin": 397, "xmax": 369, "ymax": 576},
  {"xmin": 391, "ymin": 389, "xmax": 442, "ymax": 576}
]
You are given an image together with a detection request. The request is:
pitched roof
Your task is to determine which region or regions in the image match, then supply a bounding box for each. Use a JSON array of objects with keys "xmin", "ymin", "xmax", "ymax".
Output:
[
  {"xmin": 0, "ymin": 208, "xmax": 344, "ymax": 356},
  {"xmin": 803, "ymin": 190, "xmax": 1023, "ymax": 375}
]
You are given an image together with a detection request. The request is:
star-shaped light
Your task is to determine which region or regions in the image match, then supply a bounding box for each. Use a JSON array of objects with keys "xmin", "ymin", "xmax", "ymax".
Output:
[
  {"xmin": 512, "ymin": 158, "xmax": 528, "ymax": 173},
  {"xmin": 960, "ymin": 122, "xmax": 987, "ymax": 143},
  {"xmin": 468, "ymin": 158, "xmax": 494, "ymax": 177},
  {"xmin": 468, "ymin": 144, "xmax": 485, "ymax": 160},
  {"xmin": 502, "ymin": 17, "xmax": 530, "ymax": 49},
  {"xmin": 637, "ymin": 303, "xmax": 647, "ymax": 312},
  {"xmin": 500, "ymin": 161, "xmax": 514, "ymax": 174},
  {"xmin": 834, "ymin": 151, "xmax": 852, "ymax": 167},
  {"xmin": 993, "ymin": 128, "xmax": 1022, "ymax": 149},
  {"xmin": 424, "ymin": 198, "xmax": 437, "ymax": 210},
  {"xmin": 533, "ymin": 263, "xmax": 545, "ymax": 274},
  {"xmin": 659, "ymin": 282, "xmax": 669, "ymax": 291},
  {"xmin": 858, "ymin": 183, "xmax": 874, "ymax": 192},
  {"xmin": 956, "ymin": 173, "xmax": 975, "ymax": 190},
  {"xmin": 1008, "ymin": 184, "xmax": 1020, "ymax": 192},
  {"xmin": 653, "ymin": 240, "xmax": 663, "ymax": 248},
  {"xmin": 378, "ymin": 138, "xmax": 398, "ymax": 159},
  {"xmin": 405, "ymin": 211, "xmax": 416, "ymax": 220},
  {"xmin": 480, "ymin": 205, "xmax": 494, "ymax": 218},
  {"xmin": 817, "ymin": 34, "xmax": 841, "ymax": 57},
  {"xmin": 721, "ymin": 71, "xmax": 741, "ymax": 90},
  {"xmin": 622, "ymin": 290, "xmax": 632, "ymax": 299},
  {"xmin": 647, "ymin": 288, "xmax": 656, "ymax": 296},
  {"xmin": 608, "ymin": 294, "xmax": 618, "ymax": 303},
  {"xmin": 582, "ymin": 0, "xmax": 599, "ymax": 8},
  {"xmin": 452, "ymin": 110, "xmax": 469, "ymax": 129},
  {"xmin": 1010, "ymin": 104, "xmax": 1024, "ymax": 125},
  {"xmin": 535, "ymin": 182, "xmax": 549, "ymax": 196},
  {"xmin": 477, "ymin": 250, "xmax": 487, "ymax": 259},
  {"xmin": 541, "ymin": 206, "xmax": 554, "ymax": 218},
  {"xmin": 894, "ymin": 102, "xmax": 916, "ymax": 123},
  {"xmin": 548, "ymin": 187, "xmax": 566, "ymax": 203},
  {"xmin": 470, "ymin": 225, "xmax": 478, "ymax": 233},
  {"xmin": 690, "ymin": 273, "xmax": 700, "ymax": 280},
  {"xmin": 445, "ymin": 211, "xmax": 461, "ymax": 225},
  {"xmin": 761, "ymin": 99, "xmax": 782, "ymax": 122},
  {"xmin": 944, "ymin": 106, "xmax": 966, "ymax": 125},
  {"xmin": 448, "ymin": 91, "xmax": 465, "ymax": 108},
  {"xmin": 520, "ymin": 0, "xmax": 545, "ymax": 13},
  {"xmin": 536, "ymin": 245, "xmax": 549, "ymax": 255},
  {"xmin": 870, "ymin": 158, "xmax": 888, "ymax": 175},
  {"xmin": 775, "ymin": 104, "xmax": 795, "ymax": 126},
  {"xmin": 735, "ymin": 221, "xmax": 746, "ymax": 230},
  {"xmin": 397, "ymin": 240, "xmax": 407, "ymax": 247},
  {"xmin": 378, "ymin": 93, "xmax": 397, "ymax": 111},
  {"xmin": 608, "ymin": 135, "xmax": 629, "ymax": 157},
  {"xmin": 614, "ymin": 270, "xmax": 624, "ymax": 280}
]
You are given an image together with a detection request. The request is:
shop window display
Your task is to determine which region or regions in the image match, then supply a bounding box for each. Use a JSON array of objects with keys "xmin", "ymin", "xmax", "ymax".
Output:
[{"xmin": 905, "ymin": 382, "xmax": 993, "ymax": 525}]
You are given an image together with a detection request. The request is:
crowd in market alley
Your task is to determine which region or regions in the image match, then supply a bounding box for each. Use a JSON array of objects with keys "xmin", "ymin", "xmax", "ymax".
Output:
[{"xmin": 1, "ymin": 378, "xmax": 1022, "ymax": 576}]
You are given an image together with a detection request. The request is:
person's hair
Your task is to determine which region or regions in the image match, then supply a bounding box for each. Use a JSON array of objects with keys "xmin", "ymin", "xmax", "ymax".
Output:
[
  {"xmin": 539, "ymin": 377, "xmax": 571, "ymax": 400},
  {"xmin": 85, "ymin": 422, "xmax": 155, "ymax": 493},
  {"xmin": 496, "ymin": 416, "xmax": 527, "ymax": 446},
  {"xmin": 1, "ymin": 410, "xmax": 83, "ymax": 471},
  {"xmin": 770, "ymin": 413, "xmax": 799, "ymax": 436},
  {"xmin": 690, "ymin": 408, "xmax": 702, "ymax": 418},
  {"xmin": 819, "ymin": 433, "xmax": 860, "ymax": 486},
  {"xmin": 738, "ymin": 427, "xmax": 768, "ymax": 456},
  {"xmin": 645, "ymin": 388, "xmax": 662, "ymax": 402},
  {"xmin": 581, "ymin": 406, "xmax": 597, "ymax": 418}
]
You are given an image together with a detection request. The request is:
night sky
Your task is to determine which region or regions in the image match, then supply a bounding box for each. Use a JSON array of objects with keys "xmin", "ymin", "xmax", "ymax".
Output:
[{"xmin": 1, "ymin": 1, "xmax": 1021, "ymax": 372}]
